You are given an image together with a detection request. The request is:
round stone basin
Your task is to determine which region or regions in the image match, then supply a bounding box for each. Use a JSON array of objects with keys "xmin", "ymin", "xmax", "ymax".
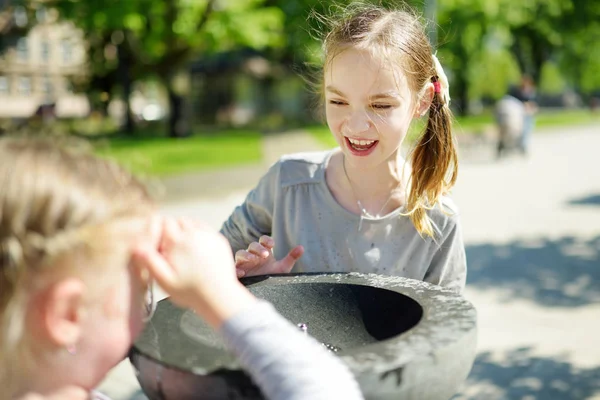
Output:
[{"xmin": 130, "ymin": 273, "xmax": 477, "ymax": 400}]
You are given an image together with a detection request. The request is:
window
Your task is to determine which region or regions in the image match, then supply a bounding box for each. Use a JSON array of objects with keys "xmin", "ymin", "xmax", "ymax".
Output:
[
  {"xmin": 16, "ymin": 37, "xmax": 28, "ymax": 61},
  {"xmin": 36, "ymin": 7, "xmax": 47, "ymax": 23},
  {"xmin": 64, "ymin": 79, "xmax": 73, "ymax": 93},
  {"xmin": 0, "ymin": 76, "xmax": 9, "ymax": 95},
  {"xmin": 41, "ymin": 41, "xmax": 50, "ymax": 62},
  {"xmin": 14, "ymin": 7, "xmax": 28, "ymax": 28},
  {"xmin": 61, "ymin": 39, "xmax": 72, "ymax": 64},
  {"xmin": 19, "ymin": 77, "xmax": 31, "ymax": 95}
]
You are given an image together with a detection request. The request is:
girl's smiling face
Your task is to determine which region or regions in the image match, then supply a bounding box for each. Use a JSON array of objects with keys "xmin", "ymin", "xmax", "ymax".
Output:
[{"xmin": 325, "ymin": 47, "xmax": 418, "ymax": 168}]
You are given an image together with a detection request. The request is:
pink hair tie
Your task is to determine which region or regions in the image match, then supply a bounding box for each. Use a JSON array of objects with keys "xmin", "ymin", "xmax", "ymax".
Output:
[{"xmin": 433, "ymin": 81, "xmax": 442, "ymax": 93}]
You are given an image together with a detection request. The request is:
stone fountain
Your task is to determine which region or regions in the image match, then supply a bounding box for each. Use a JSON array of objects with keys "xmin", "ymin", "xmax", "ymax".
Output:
[{"xmin": 130, "ymin": 273, "xmax": 477, "ymax": 400}]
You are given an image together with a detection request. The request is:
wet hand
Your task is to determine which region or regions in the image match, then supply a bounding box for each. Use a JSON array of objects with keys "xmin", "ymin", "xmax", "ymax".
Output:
[
  {"xmin": 235, "ymin": 235, "xmax": 304, "ymax": 278},
  {"xmin": 133, "ymin": 218, "xmax": 244, "ymax": 315}
]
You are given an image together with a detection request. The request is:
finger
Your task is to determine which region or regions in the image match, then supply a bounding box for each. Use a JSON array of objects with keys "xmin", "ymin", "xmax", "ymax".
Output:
[
  {"xmin": 258, "ymin": 235, "xmax": 274, "ymax": 250},
  {"xmin": 235, "ymin": 250, "xmax": 259, "ymax": 264},
  {"xmin": 160, "ymin": 218, "xmax": 182, "ymax": 252},
  {"xmin": 164, "ymin": 218, "xmax": 183, "ymax": 239},
  {"xmin": 192, "ymin": 219, "xmax": 211, "ymax": 230},
  {"xmin": 133, "ymin": 246, "xmax": 177, "ymax": 292},
  {"xmin": 236, "ymin": 268, "xmax": 246, "ymax": 278},
  {"xmin": 149, "ymin": 214, "xmax": 163, "ymax": 248},
  {"xmin": 248, "ymin": 242, "xmax": 270, "ymax": 258},
  {"xmin": 177, "ymin": 217, "xmax": 195, "ymax": 232},
  {"xmin": 274, "ymin": 245, "xmax": 304, "ymax": 274},
  {"xmin": 51, "ymin": 387, "xmax": 88, "ymax": 400},
  {"xmin": 235, "ymin": 259, "xmax": 261, "ymax": 274}
]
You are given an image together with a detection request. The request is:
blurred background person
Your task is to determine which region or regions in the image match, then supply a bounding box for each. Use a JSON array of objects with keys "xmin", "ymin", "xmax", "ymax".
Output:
[
  {"xmin": 494, "ymin": 85, "xmax": 525, "ymax": 159},
  {"xmin": 514, "ymin": 75, "xmax": 538, "ymax": 155}
]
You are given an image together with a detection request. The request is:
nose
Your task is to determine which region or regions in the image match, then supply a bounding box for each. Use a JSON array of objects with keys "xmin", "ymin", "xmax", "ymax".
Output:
[{"xmin": 345, "ymin": 110, "xmax": 371, "ymax": 135}]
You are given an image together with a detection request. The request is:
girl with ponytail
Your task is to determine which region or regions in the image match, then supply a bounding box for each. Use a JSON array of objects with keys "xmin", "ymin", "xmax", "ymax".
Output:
[{"xmin": 222, "ymin": 3, "xmax": 466, "ymax": 293}]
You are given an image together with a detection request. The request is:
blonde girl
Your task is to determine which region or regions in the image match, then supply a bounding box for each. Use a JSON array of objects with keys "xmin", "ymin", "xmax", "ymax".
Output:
[
  {"xmin": 0, "ymin": 138, "xmax": 362, "ymax": 400},
  {"xmin": 223, "ymin": 4, "xmax": 466, "ymax": 293}
]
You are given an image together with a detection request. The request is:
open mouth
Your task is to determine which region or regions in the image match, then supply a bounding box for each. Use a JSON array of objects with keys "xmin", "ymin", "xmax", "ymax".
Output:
[{"xmin": 345, "ymin": 137, "xmax": 378, "ymax": 154}]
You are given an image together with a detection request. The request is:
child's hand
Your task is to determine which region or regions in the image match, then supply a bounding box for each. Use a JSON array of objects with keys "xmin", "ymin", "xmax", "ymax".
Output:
[
  {"xmin": 234, "ymin": 235, "xmax": 304, "ymax": 278},
  {"xmin": 16, "ymin": 387, "xmax": 88, "ymax": 399},
  {"xmin": 133, "ymin": 217, "xmax": 256, "ymax": 328}
]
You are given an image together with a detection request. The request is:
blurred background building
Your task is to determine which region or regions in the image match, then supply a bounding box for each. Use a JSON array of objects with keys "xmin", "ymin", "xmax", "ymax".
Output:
[{"xmin": 0, "ymin": 5, "xmax": 89, "ymax": 119}]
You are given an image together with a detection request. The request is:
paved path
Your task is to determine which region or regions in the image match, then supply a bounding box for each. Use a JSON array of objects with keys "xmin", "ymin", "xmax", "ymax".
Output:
[{"xmin": 98, "ymin": 124, "xmax": 600, "ymax": 399}]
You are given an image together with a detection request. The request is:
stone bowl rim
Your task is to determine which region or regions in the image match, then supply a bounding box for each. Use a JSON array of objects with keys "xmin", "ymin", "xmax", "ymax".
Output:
[{"xmin": 132, "ymin": 272, "xmax": 477, "ymax": 376}]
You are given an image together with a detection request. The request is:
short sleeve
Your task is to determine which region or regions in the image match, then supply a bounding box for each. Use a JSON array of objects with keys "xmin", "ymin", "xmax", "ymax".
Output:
[
  {"xmin": 424, "ymin": 217, "xmax": 467, "ymax": 293},
  {"xmin": 220, "ymin": 161, "xmax": 281, "ymax": 254}
]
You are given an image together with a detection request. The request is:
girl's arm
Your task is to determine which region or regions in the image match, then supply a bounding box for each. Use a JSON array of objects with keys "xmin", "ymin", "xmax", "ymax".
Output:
[
  {"xmin": 220, "ymin": 300, "xmax": 364, "ymax": 400},
  {"xmin": 220, "ymin": 162, "xmax": 281, "ymax": 255}
]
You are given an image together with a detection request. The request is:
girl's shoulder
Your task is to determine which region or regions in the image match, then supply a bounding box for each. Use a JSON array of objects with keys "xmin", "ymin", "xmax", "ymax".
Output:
[
  {"xmin": 426, "ymin": 195, "xmax": 462, "ymax": 236},
  {"xmin": 275, "ymin": 150, "xmax": 334, "ymax": 188},
  {"xmin": 436, "ymin": 195, "xmax": 460, "ymax": 215}
]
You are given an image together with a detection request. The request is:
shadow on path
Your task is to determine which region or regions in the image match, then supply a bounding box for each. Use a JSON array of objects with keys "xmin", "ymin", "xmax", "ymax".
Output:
[
  {"xmin": 453, "ymin": 347, "xmax": 600, "ymax": 400},
  {"xmin": 568, "ymin": 193, "xmax": 600, "ymax": 207},
  {"xmin": 466, "ymin": 235, "xmax": 600, "ymax": 307}
]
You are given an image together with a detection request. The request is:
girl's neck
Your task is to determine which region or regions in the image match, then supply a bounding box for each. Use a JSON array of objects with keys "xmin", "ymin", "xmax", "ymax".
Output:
[
  {"xmin": 327, "ymin": 149, "xmax": 409, "ymax": 219},
  {"xmin": 341, "ymin": 152, "xmax": 408, "ymax": 197}
]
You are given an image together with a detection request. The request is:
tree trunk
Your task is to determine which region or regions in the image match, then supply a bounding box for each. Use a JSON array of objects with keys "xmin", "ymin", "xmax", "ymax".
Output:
[
  {"xmin": 167, "ymin": 86, "xmax": 190, "ymax": 138},
  {"xmin": 510, "ymin": 35, "xmax": 527, "ymax": 76},
  {"xmin": 531, "ymin": 41, "xmax": 547, "ymax": 86},
  {"xmin": 117, "ymin": 39, "xmax": 135, "ymax": 134},
  {"xmin": 454, "ymin": 69, "xmax": 469, "ymax": 116}
]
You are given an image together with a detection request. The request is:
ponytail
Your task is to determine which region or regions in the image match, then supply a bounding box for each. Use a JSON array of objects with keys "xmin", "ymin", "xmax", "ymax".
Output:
[{"xmin": 407, "ymin": 76, "xmax": 458, "ymax": 238}]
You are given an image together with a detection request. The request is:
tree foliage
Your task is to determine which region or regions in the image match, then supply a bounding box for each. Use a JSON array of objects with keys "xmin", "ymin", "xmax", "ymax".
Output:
[
  {"xmin": 47, "ymin": 0, "xmax": 285, "ymax": 135},
  {"xmin": 6, "ymin": 0, "xmax": 598, "ymax": 125}
]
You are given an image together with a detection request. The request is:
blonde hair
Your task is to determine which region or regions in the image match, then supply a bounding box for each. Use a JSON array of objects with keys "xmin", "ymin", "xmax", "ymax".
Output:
[
  {"xmin": 0, "ymin": 137, "xmax": 153, "ymax": 394},
  {"xmin": 318, "ymin": 3, "xmax": 458, "ymax": 237}
]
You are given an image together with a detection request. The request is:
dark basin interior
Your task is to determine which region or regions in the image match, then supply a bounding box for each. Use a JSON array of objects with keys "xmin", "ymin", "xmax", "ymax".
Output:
[
  {"xmin": 249, "ymin": 282, "xmax": 424, "ymax": 347},
  {"xmin": 134, "ymin": 282, "xmax": 423, "ymax": 374}
]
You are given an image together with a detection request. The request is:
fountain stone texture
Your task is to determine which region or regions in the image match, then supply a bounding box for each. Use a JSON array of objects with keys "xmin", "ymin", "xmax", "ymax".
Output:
[{"xmin": 130, "ymin": 272, "xmax": 477, "ymax": 400}]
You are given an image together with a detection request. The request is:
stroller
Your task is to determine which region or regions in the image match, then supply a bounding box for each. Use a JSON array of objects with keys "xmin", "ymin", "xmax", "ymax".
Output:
[{"xmin": 494, "ymin": 92, "xmax": 526, "ymax": 159}]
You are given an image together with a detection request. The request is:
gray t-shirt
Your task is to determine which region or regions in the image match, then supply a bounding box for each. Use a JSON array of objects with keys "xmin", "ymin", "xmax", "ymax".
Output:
[{"xmin": 221, "ymin": 150, "xmax": 466, "ymax": 293}]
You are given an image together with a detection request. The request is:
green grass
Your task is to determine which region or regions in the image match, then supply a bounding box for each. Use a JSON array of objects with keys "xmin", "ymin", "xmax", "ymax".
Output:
[
  {"xmin": 74, "ymin": 108, "xmax": 598, "ymax": 178},
  {"xmin": 533, "ymin": 109, "xmax": 600, "ymax": 127},
  {"xmin": 453, "ymin": 108, "xmax": 599, "ymax": 134},
  {"xmin": 94, "ymin": 130, "xmax": 262, "ymax": 177},
  {"xmin": 307, "ymin": 109, "xmax": 599, "ymax": 145}
]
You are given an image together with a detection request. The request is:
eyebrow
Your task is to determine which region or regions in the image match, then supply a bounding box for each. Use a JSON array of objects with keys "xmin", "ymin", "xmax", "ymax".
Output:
[{"xmin": 325, "ymin": 86, "xmax": 401, "ymax": 100}]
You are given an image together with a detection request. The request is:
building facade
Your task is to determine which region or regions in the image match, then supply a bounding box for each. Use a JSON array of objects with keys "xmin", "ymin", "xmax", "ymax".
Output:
[{"xmin": 0, "ymin": 7, "xmax": 89, "ymax": 119}]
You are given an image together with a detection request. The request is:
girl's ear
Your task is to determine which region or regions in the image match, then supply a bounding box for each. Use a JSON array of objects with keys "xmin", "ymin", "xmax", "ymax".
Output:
[
  {"xmin": 39, "ymin": 278, "xmax": 86, "ymax": 348},
  {"xmin": 414, "ymin": 82, "xmax": 435, "ymax": 118}
]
